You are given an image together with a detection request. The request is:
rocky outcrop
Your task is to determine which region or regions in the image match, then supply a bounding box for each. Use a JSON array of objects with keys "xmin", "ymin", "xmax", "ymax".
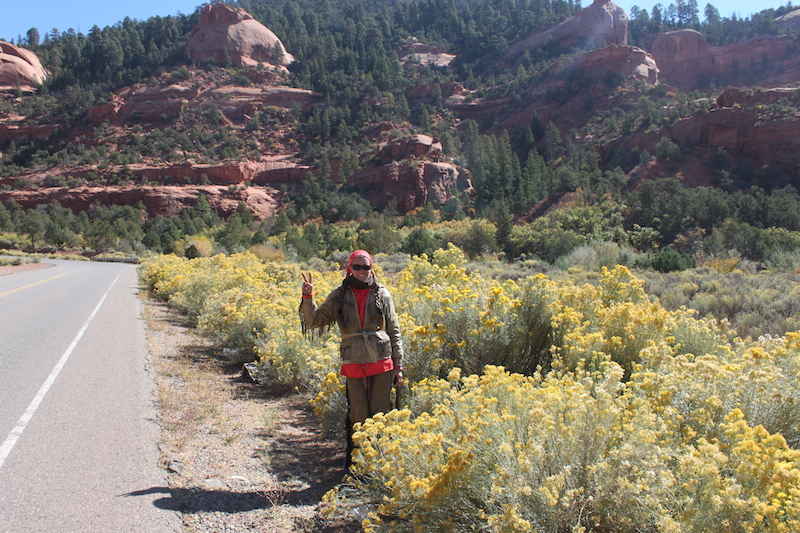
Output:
[
  {"xmin": 507, "ymin": 0, "xmax": 627, "ymax": 58},
  {"xmin": 349, "ymin": 134, "xmax": 471, "ymax": 212},
  {"xmin": 406, "ymin": 82, "xmax": 469, "ymax": 106},
  {"xmin": 398, "ymin": 38, "xmax": 455, "ymax": 70},
  {"xmin": 204, "ymin": 86, "xmax": 323, "ymax": 118},
  {"xmin": 2, "ymin": 151, "xmax": 467, "ymax": 215},
  {"xmin": 187, "ymin": 4, "xmax": 294, "ymax": 67},
  {"xmin": 669, "ymin": 108, "xmax": 800, "ymax": 174},
  {"xmin": 717, "ymin": 86, "xmax": 800, "ymax": 108},
  {"xmin": 87, "ymin": 84, "xmax": 195, "ymax": 124},
  {"xmin": 449, "ymin": 45, "xmax": 657, "ymax": 132},
  {"xmin": 4, "ymin": 160, "xmax": 313, "ymax": 189},
  {"xmin": 378, "ymin": 135, "xmax": 443, "ymax": 163},
  {"xmin": 352, "ymin": 161, "xmax": 471, "ymax": 213},
  {"xmin": 652, "ymin": 30, "xmax": 800, "ymax": 91},
  {"xmin": 126, "ymin": 160, "xmax": 312, "ymax": 186},
  {"xmin": 598, "ymin": 104, "xmax": 800, "ymax": 187},
  {"xmin": 549, "ymin": 44, "xmax": 658, "ymax": 83},
  {"xmin": 0, "ymin": 41, "xmax": 48, "ymax": 88},
  {"xmin": 776, "ymin": 8, "xmax": 800, "ymax": 33},
  {"xmin": 0, "ymin": 185, "xmax": 279, "ymax": 220},
  {"xmin": 0, "ymin": 123, "xmax": 58, "ymax": 144},
  {"xmin": 86, "ymin": 81, "xmax": 323, "ymax": 125}
]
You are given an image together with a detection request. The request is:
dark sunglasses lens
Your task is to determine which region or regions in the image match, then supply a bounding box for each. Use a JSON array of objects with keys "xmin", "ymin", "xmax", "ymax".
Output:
[{"xmin": 352, "ymin": 264, "xmax": 371, "ymax": 270}]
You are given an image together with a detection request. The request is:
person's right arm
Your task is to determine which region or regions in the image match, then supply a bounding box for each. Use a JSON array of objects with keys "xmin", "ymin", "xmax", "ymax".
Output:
[{"xmin": 300, "ymin": 275, "xmax": 338, "ymax": 330}]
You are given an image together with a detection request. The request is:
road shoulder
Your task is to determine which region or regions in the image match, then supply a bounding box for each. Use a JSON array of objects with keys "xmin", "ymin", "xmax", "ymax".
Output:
[
  {"xmin": 142, "ymin": 298, "xmax": 360, "ymax": 532},
  {"xmin": 0, "ymin": 262, "xmax": 55, "ymax": 276}
]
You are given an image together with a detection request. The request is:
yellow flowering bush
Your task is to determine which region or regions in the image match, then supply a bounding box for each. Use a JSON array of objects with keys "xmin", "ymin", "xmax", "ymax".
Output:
[
  {"xmin": 671, "ymin": 410, "xmax": 800, "ymax": 533},
  {"xmin": 142, "ymin": 251, "xmax": 800, "ymax": 532},
  {"xmin": 335, "ymin": 364, "xmax": 678, "ymax": 532},
  {"xmin": 391, "ymin": 248, "xmax": 558, "ymax": 381},
  {"xmin": 334, "ymin": 361, "xmax": 800, "ymax": 532},
  {"xmin": 632, "ymin": 333, "xmax": 800, "ymax": 449},
  {"xmin": 140, "ymin": 253, "xmax": 342, "ymax": 392},
  {"xmin": 395, "ymin": 257, "xmax": 724, "ymax": 383}
]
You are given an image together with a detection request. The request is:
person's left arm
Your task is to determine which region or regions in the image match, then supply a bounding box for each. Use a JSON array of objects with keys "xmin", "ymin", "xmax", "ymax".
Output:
[{"xmin": 380, "ymin": 287, "xmax": 404, "ymax": 383}]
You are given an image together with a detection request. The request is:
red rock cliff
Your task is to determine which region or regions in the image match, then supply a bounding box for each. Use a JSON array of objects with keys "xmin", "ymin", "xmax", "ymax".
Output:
[
  {"xmin": 186, "ymin": 4, "xmax": 295, "ymax": 67},
  {"xmin": 652, "ymin": 30, "xmax": 800, "ymax": 91}
]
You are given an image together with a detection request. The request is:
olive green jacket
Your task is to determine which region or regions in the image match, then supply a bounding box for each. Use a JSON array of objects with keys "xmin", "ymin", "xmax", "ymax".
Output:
[{"xmin": 300, "ymin": 283, "xmax": 403, "ymax": 367}]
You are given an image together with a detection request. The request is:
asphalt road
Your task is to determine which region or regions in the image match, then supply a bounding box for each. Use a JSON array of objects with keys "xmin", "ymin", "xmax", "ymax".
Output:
[{"xmin": 0, "ymin": 259, "xmax": 181, "ymax": 532}]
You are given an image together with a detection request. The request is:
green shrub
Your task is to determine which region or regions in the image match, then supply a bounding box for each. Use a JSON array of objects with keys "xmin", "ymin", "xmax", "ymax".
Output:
[
  {"xmin": 655, "ymin": 136, "xmax": 682, "ymax": 162},
  {"xmin": 650, "ymin": 247, "xmax": 697, "ymax": 272}
]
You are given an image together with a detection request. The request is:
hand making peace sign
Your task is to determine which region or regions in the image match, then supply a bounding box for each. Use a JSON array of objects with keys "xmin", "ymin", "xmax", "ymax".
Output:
[{"xmin": 301, "ymin": 272, "xmax": 313, "ymax": 296}]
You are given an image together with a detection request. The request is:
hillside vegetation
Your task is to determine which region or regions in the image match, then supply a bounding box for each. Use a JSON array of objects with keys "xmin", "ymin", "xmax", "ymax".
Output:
[{"xmin": 1, "ymin": 0, "xmax": 799, "ymax": 270}]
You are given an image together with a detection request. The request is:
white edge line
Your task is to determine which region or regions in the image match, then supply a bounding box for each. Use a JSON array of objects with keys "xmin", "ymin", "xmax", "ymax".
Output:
[{"xmin": 0, "ymin": 273, "xmax": 121, "ymax": 471}]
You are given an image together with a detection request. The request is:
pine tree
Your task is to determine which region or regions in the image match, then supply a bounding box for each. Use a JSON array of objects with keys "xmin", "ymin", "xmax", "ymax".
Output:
[
  {"xmin": 518, "ymin": 149, "xmax": 547, "ymax": 213},
  {"xmin": 544, "ymin": 121, "xmax": 563, "ymax": 160}
]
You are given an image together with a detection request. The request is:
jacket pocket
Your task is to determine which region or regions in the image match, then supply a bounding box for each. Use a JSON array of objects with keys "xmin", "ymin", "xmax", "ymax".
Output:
[
  {"xmin": 340, "ymin": 341, "xmax": 353, "ymax": 362},
  {"xmin": 372, "ymin": 330, "xmax": 392, "ymax": 359}
]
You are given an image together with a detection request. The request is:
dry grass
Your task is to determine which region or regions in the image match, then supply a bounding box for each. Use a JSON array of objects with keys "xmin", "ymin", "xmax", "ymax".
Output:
[
  {"xmin": 0, "ymin": 260, "xmax": 54, "ymax": 276},
  {"xmin": 141, "ymin": 296, "xmax": 360, "ymax": 532}
]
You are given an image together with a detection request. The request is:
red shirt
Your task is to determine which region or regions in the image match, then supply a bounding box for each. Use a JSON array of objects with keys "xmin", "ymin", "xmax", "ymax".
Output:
[
  {"xmin": 350, "ymin": 286, "xmax": 369, "ymax": 327},
  {"xmin": 341, "ymin": 357, "xmax": 394, "ymax": 378}
]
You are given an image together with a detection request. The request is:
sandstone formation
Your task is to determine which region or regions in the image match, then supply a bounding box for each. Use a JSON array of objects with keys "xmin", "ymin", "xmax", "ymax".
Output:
[
  {"xmin": 717, "ymin": 86, "xmax": 800, "ymax": 108},
  {"xmin": 187, "ymin": 4, "xmax": 295, "ymax": 67},
  {"xmin": 776, "ymin": 8, "xmax": 800, "ymax": 33},
  {"xmin": 378, "ymin": 135, "xmax": 443, "ymax": 163},
  {"xmin": 128, "ymin": 160, "xmax": 311, "ymax": 186},
  {"xmin": 86, "ymin": 81, "xmax": 323, "ymax": 125},
  {"xmin": 507, "ymin": 0, "xmax": 627, "ymax": 58},
  {"xmin": 449, "ymin": 45, "xmax": 657, "ymax": 133},
  {"xmin": 0, "ymin": 185, "xmax": 279, "ymax": 220},
  {"xmin": 652, "ymin": 30, "xmax": 800, "ymax": 91},
  {"xmin": 406, "ymin": 82, "xmax": 469, "ymax": 106},
  {"xmin": 598, "ymin": 102, "xmax": 800, "ymax": 188},
  {"xmin": 352, "ymin": 161, "xmax": 471, "ymax": 213},
  {"xmin": 1, "ymin": 160, "xmax": 312, "ymax": 189},
  {"xmin": 549, "ymin": 44, "xmax": 658, "ymax": 84},
  {"xmin": 0, "ymin": 123, "xmax": 58, "ymax": 144},
  {"xmin": 398, "ymin": 38, "xmax": 456, "ymax": 70},
  {"xmin": 0, "ymin": 41, "xmax": 48, "ymax": 88},
  {"xmin": 352, "ymin": 134, "xmax": 471, "ymax": 212},
  {"xmin": 669, "ymin": 108, "xmax": 800, "ymax": 176}
]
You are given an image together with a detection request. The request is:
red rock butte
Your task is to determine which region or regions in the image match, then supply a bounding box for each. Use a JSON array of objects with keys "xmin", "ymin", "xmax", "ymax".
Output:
[
  {"xmin": 507, "ymin": 0, "xmax": 627, "ymax": 58},
  {"xmin": 0, "ymin": 41, "xmax": 48, "ymax": 88},
  {"xmin": 186, "ymin": 3, "xmax": 295, "ymax": 67}
]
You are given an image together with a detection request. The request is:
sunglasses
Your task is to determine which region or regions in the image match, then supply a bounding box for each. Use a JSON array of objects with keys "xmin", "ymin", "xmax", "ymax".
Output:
[{"xmin": 351, "ymin": 264, "xmax": 371, "ymax": 271}]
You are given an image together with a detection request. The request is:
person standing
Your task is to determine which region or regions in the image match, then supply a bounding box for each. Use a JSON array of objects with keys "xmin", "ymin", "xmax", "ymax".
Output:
[{"xmin": 300, "ymin": 250, "xmax": 404, "ymax": 470}]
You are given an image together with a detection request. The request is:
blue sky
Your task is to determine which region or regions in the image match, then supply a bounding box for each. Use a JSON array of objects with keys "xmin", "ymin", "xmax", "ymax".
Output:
[
  {"xmin": 612, "ymin": 0, "xmax": 792, "ymax": 20},
  {"xmin": 1, "ymin": 1, "xmax": 203, "ymax": 43},
  {"xmin": 0, "ymin": 0, "xmax": 793, "ymax": 44}
]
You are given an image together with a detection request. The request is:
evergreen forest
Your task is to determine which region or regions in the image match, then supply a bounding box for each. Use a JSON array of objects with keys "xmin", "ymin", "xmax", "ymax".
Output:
[{"xmin": 1, "ymin": 0, "xmax": 799, "ymax": 281}]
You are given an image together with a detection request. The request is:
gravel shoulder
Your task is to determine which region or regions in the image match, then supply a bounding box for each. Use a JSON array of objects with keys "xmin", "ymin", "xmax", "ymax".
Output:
[
  {"xmin": 142, "ymin": 298, "xmax": 361, "ymax": 532},
  {"xmin": 0, "ymin": 261, "xmax": 55, "ymax": 276}
]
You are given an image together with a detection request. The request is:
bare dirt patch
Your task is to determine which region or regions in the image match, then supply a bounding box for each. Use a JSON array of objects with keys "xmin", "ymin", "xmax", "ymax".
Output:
[
  {"xmin": 0, "ymin": 262, "xmax": 55, "ymax": 276},
  {"xmin": 142, "ymin": 299, "xmax": 361, "ymax": 532}
]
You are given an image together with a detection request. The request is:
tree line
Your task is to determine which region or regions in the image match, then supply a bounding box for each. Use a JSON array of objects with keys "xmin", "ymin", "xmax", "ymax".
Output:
[{"xmin": 5, "ymin": 178, "xmax": 800, "ymax": 273}]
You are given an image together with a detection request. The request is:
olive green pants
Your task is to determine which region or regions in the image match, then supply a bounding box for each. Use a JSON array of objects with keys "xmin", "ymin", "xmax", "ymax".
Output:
[
  {"xmin": 345, "ymin": 371, "xmax": 393, "ymax": 469},
  {"xmin": 346, "ymin": 370, "xmax": 394, "ymax": 424}
]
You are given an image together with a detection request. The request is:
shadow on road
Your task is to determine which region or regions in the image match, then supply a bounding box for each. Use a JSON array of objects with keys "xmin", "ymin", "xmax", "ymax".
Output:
[{"xmin": 122, "ymin": 485, "xmax": 271, "ymax": 513}]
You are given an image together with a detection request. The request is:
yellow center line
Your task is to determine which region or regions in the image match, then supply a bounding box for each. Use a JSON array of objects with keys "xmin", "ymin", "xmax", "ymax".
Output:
[{"xmin": 0, "ymin": 267, "xmax": 91, "ymax": 299}]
